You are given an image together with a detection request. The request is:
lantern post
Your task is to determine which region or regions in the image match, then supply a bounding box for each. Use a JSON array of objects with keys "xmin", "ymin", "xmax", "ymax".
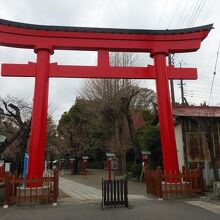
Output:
[
  {"xmin": 82, "ymin": 156, "xmax": 89, "ymax": 178},
  {"xmin": 69, "ymin": 158, "xmax": 75, "ymax": 175}
]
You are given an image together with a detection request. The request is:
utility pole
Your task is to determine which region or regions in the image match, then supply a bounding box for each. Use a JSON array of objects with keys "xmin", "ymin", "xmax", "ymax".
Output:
[
  {"xmin": 168, "ymin": 54, "xmax": 175, "ymax": 104},
  {"xmin": 179, "ymin": 61, "xmax": 185, "ymax": 104},
  {"xmin": 180, "ymin": 79, "xmax": 184, "ymax": 104}
]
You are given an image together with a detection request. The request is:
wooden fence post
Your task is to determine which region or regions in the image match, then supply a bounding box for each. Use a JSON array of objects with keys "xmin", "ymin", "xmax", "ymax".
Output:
[
  {"xmin": 144, "ymin": 166, "xmax": 149, "ymax": 194},
  {"xmin": 3, "ymin": 172, "xmax": 10, "ymax": 206},
  {"xmin": 53, "ymin": 169, "xmax": 59, "ymax": 202},
  {"xmin": 156, "ymin": 167, "xmax": 162, "ymax": 198},
  {"xmin": 199, "ymin": 167, "xmax": 204, "ymax": 195}
]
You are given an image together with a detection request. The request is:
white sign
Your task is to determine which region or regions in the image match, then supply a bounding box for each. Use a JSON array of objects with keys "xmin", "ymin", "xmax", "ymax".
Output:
[{"xmin": 5, "ymin": 163, "xmax": 11, "ymax": 172}]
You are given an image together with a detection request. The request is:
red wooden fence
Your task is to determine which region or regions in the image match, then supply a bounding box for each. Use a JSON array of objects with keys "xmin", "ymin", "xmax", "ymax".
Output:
[
  {"xmin": 145, "ymin": 167, "xmax": 204, "ymax": 198},
  {"xmin": 4, "ymin": 170, "xmax": 59, "ymax": 205},
  {"xmin": 0, "ymin": 166, "xmax": 5, "ymax": 182}
]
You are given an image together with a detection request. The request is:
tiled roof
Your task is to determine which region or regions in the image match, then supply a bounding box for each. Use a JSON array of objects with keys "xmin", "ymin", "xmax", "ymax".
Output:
[
  {"xmin": 0, "ymin": 18, "xmax": 213, "ymax": 35},
  {"xmin": 172, "ymin": 105, "xmax": 220, "ymax": 117}
]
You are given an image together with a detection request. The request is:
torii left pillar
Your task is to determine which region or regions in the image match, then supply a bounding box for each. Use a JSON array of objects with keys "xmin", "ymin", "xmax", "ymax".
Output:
[{"xmin": 27, "ymin": 46, "xmax": 53, "ymax": 184}]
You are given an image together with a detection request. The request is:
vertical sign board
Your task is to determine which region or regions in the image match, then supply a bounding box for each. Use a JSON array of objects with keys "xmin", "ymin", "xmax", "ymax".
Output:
[{"xmin": 22, "ymin": 153, "xmax": 29, "ymax": 178}]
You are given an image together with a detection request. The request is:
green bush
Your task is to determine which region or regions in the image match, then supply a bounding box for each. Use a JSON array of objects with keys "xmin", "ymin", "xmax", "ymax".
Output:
[
  {"xmin": 126, "ymin": 161, "xmax": 134, "ymax": 172},
  {"xmin": 130, "ymin": 163, "xmax": 142, "ymax": 178},
  {"xmin": 91, "ymin": 147, "xmax": 105, "ymax": 162},
  {"xmin": 88, "ymin": 161, "xmax": 104, "ymax": 169},
  {"xmin": 138, "ymin": 126, "xmax": 163, "ymax": 169}
]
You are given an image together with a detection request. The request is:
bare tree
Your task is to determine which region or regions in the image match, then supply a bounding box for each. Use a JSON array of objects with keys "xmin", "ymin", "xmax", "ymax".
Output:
[
  {"xmin": 80, "ymin": 53, "xmax": 143, "ymax": 175},
  {"xmin": 0, "ymin": 96, "xmax": 32, "ymax": 172},
  {"xmin": 121, "ymin": 90, "xmax": 141, "ymax": 161},
  {"xmin": 0, "ymin": 96, "xmax": 61, "ymax": 173}
]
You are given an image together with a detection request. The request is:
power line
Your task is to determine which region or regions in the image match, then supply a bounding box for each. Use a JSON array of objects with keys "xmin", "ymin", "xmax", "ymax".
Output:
[
  {"xmin": 188, "ymin": 0, "xmax": 207, "ymax": 27},
  {"xmin": 175, "ymin": 0, "xmax": 190, "ymax": 27},
  {"xmin": 188, "ymin": 0, "xmax": 205, "ymax": 26},
  {"xmin": 157, "ymin": 0, "xmax": 169, "ymax": 28},
  {"xmin": 208, "ymin": 41, "xmax": 220, "ymax": 105},
  {"xmin": 201, "ymin": 0, "xmax": 216, "ymax": 23},
  {"xmin": 167, "ymin": 0, "xmax": 182, "ymax": 28},
  {"xmin": 187, "ymin": 0, "xmax": 203, "ymax": 26},
  {"xmin": 181, "ymin": 0, "xmax": 200, "ymax": 27}
]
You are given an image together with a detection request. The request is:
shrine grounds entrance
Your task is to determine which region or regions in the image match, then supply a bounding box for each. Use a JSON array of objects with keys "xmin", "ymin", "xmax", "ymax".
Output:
[
  {"xmin": 0, "ymin": 19, "xmax": 212, "ymax": 182},
  {"xmin": 1, "ymin": 167, "xmax": 148, "ymax": 206},
  {"xmin": 58, "ymin": 169, "xmax": 146, "ymax": 204},
  {"xmin": 0, "ymin": 19, "xmax": 213, "ymax": 206}
]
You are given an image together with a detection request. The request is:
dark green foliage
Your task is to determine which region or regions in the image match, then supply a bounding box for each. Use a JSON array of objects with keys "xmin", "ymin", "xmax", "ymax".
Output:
[
  {"xmin": 126, "ymin": 161, "xmax": 134, "ymax": 172},
  {"xmin": 57, "ymin": 83, "xmax": 158, "ymax": 174},
  {"xmin": 138, "ymin": 126, "xmax": 162, "ymax": 169},
  {"xmin": 57, "ymin": 98, "xmax": 105, "ymax": 158},
  {"xmin": 141, "ymin": 109, "xmax": 155, "ymax": 126},
  {"xmin": 88, "ymin": 161, "xmax": 104, "ymax": 169},
  {"xmin": 126, "ymin": 148, "xmax": 135, "ymax": 162},
  {"xmin": 130, "ymin": 163, "xmax": 142, "ymax": 178},
  {"xmin": 91, "ymin": 147, "xmax": 106, "ymax": 161}
]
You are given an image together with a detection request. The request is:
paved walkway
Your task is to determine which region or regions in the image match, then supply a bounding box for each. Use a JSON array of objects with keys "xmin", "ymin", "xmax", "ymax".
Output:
[
  {"xmin": 60, "ymin": 169, "xmax": 147, "ymax": 195},
  {"xmin": 59, "ymin": 177, "xmax": 101, "ymax": 201},
  {"xmin": 59, "ymin": 177, "xmax": 149, "ymax": 202},
  {"xmin": 186, "ymin": 200, "xmax": 220, "ymax": 215}
]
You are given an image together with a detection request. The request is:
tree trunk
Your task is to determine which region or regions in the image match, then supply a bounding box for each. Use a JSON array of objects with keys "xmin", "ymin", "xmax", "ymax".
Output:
[
  {"xmin": 121, "ymin": 96, "xmax": 142, "ymax": 163},
  {"xmin": 115, "ymin": 119, "xmax": 127, "ymax": 176},
  {"xmin": 125, "ymin": 114, "xmax": 142, "ymax": 162},
  {"xmin": 17, "ymin": 125, "xmax": 31, "ymax": 174},
  {"xmin": 117, "ymin": 152, "xmax": 127, "ymax": 176},
  {"xmin": 49, "ymin": 155, "xmax": 54, "ymax": 169}
]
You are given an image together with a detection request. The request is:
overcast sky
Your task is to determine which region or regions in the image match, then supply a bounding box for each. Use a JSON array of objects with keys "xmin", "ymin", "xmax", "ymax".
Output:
[{"xmin": 0, "ymin": 0, "xmax": 220, "ymax": 121}]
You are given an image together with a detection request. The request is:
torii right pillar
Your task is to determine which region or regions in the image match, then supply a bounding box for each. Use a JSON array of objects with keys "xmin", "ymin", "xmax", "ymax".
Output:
[{"xmin": 151, "ymin": 49, "xmax": 179, "ymax": 173}]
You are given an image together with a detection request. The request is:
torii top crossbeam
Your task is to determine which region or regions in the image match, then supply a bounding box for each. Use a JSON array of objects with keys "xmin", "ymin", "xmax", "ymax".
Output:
[
  {"xmin": 0, "ymin": 19, "xmax": 213, "ymax": 183},
  {"xmin": 0, "ymin": 19, "xmax": 212, "ymax": 52}
]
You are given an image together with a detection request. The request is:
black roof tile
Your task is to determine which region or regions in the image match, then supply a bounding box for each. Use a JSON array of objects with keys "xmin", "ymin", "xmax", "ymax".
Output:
[{"xmin": 0, "ymin": 18, "xmax": 213, "ymax": 35}]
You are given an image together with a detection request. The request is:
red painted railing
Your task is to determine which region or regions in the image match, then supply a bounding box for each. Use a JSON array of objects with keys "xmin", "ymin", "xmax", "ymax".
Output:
[
  {"xmin": 0, "ymin": 166, "xmax": 5, "ymax": 182},
  {"xmin": 3, "ymin": 170, "xmax": 59, "ymax": 205},
  {"xmin": 145, "ymin": 167, "xmax": 204, "ymax": 198}
]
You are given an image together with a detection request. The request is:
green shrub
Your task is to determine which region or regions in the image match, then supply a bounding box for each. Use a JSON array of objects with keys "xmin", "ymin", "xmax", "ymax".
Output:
[
  {"xmin": 92, "ymin": 147, "xmax": 105, "ymax": 161},
  {"xmin": 88, "ymin": 161, "xmax": 104, "ymax": 169},
  {"xmin": 130, "ymin": 163, "xmax": 142, "ymax": 178},
  {"xmin": 138, "ymin": 126, "xmax": 163, "ymax": 169},
  {"xmin": 126, "ymin": 161, "xmax": 134, "ymax": 172}
]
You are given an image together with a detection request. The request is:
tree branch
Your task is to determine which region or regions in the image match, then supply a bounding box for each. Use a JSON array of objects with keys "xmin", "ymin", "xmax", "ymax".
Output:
[{"xmin": 2, "ymin": 101, "xmax": 14, "ymax": 116}]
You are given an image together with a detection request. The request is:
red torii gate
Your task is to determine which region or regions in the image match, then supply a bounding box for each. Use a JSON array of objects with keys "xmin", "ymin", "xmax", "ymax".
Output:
[{"xmin": 0, "ymin": 19, "xmax": 212, "ymax": 181}]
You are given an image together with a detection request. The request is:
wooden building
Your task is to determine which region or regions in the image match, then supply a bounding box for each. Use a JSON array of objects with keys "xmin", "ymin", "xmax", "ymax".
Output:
[{"xmin": 173, "ymin": 105, "xmax": 220, "ymax": 175}]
